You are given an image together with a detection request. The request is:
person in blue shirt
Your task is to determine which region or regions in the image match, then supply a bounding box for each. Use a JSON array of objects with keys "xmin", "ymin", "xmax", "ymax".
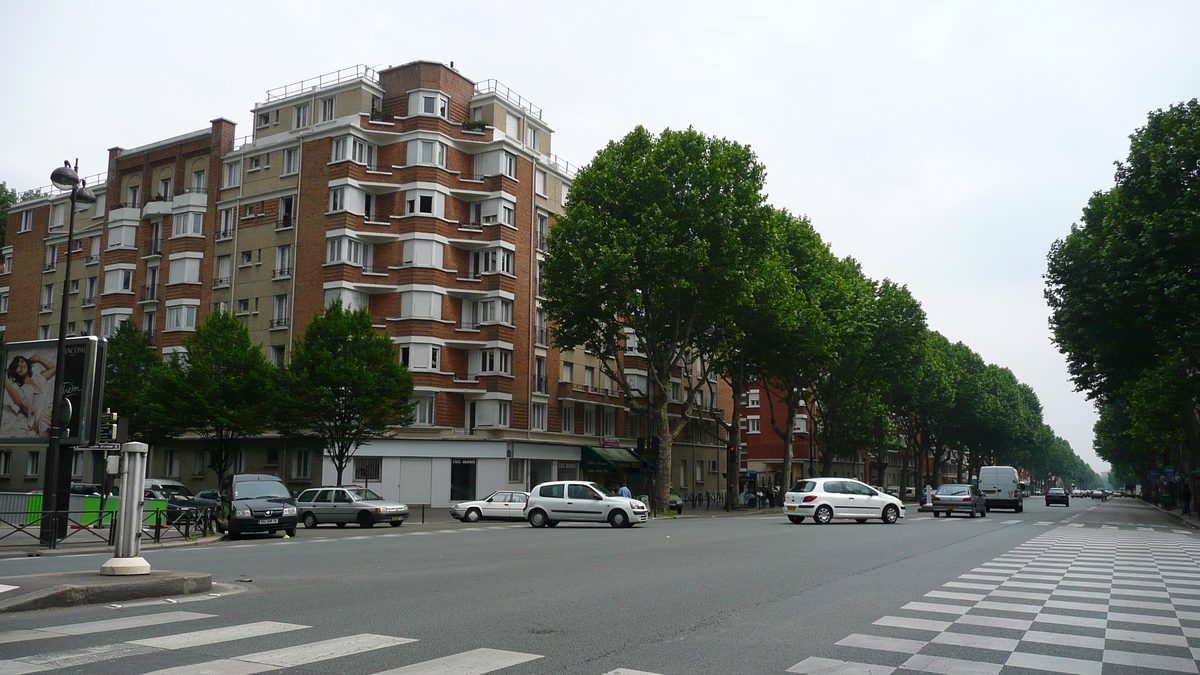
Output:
[{"xmin": 618, "ymin": 484, "xmax": 632, "ymax": 498}]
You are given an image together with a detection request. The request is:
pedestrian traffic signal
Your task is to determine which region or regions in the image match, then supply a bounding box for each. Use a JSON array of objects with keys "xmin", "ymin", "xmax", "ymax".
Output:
[{"xmin": 98, "ymin": 409, "xmax": 119, "ymax": 442}]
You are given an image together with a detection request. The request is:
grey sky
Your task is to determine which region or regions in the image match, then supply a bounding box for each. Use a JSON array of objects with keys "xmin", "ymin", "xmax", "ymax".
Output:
[{"xmin": 5, "ymin": 2, "xmax": 1198, "ymax": 474}]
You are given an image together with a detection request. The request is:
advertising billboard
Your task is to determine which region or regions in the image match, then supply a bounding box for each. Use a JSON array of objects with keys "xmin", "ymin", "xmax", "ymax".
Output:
[{"xmin": 1, "ymin": 336, "xmax": 105, "ymax": 446}]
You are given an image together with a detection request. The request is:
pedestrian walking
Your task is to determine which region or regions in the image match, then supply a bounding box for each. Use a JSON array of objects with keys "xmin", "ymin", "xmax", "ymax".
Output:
[
  {"xmin": 618, "ymin": 484, "xmax": 632, "ymax": 499},
  {"xmin": 1182, "ymin": 481, "xmax": 1192, "ymax": 516}
]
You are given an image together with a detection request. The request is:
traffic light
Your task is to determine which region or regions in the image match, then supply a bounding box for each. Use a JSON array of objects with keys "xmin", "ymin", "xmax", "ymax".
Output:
[{"xmin": 727, "ymin": 445, "xmax": 737, "ymax": 463}]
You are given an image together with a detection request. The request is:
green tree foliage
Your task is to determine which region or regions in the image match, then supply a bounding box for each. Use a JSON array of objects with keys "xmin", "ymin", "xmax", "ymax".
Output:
[
  {"xmin": 143, "ymin": 312, "xmax": 277, "ymax": 485},
  {"xmin": 276, "ymin": 300, "xmax": 414, "ymax": 486},
  {"xmin": 1046, "ymin": 99, "xmax": 1200, "ymax": 481},
  {"xmin": 103, "ymin": 320, "xmax": 163, "ymax": 443},
  {"xmin": 542, "ymin": 126, "xmax": 770, "ymax": 509}
]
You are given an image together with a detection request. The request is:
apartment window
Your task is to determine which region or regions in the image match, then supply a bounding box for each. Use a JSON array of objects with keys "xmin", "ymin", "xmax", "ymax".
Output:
[
  {"xmin": 275, "ymin": 245, "xmax": 292, "ymax": 276},
  {"xmin": 402, "ymin": 240, "xmax": 443, "ymax": 268},
  {"xmin": 413, "ymin": 397, "xmax": 436, "ymax": 426},
  {"xmin": 561, "ymin": 362, "xmax": 574, "ymax": 384},
  {"xmin": 746, "ymin": 390, "xmax": 761, "ymax": 407},
  {"xmin": 419, "ymin": 141, "xmax": 447, "ymax": 167},
  {"xmin": 26, "ymin": 451, "xmax": 40, "ymax": 477},
  {"xmin": 213, "ymin": 301, "xmax": 229, "ymax": 315},
  {"xmin": 100, "ymin": 314, "xmax": 127, "ymax": 337},
  {"xmin": 0, "ymin": 450, "xmax": 9, "ymax": 476},
  {"xmin": 477, "ymin": 348, "xmax": 512, "ymax": 375},
  {"xmin": 583, "ymin": 407, "xmax": 596, "ymax": 435},
  {"xmin": 166, "ymin": 304, "xmax": 198, "ymax": 330},
  {"xmin": 143, "ymin": 310, "xmax": 156, "ymax": 333},
  {"xmin": 535, "ymin": 170, "xmax": 547, "ymax": 196},
  {"xmin": 108, "ymin": 225, "xmax": 137, "ymax": 249},
  {"xmin": 504, "ymin": 152, "xmax": 517, "ymax": 178},
  {"xmin": 244, "ymin": 203, "xmax": 257, "ymax": 218},
  {"xmin": 501, "ymin": 205, "xmax": 515, "ymax": 226},
  {"xmin": 352, "ymin": 139, "xmax": 375, "ymax": 166},
  {"xmin": 0, "ymin": 251, "xmax": 10, "ymax": 273},
  {"xmin": 258, "ymin": 112, "xmax": 270, "ymax": 127},
  {"xmin": 273, "ymin": 294, "xmax": 289, "ymax": 322},
  {"xmin": 0, "ymin": 293, "xmax": 7, "ymax": 313},
  {"xmin": 44, "ymin": 243, "xmax": 57, "ymax": 270},
  {"xmin": 38, "ymin": 325, "xmax": 51, "ymax": 339},
  {"xmin": 282, "ymin": 148, "xmax": 299, "ymax": 175},
  {"xmin": 173, "ymin": 212, "xmax": 203, "ymax": 236},
  {"xmin": 471, "ymin": 248, "xmax": 514, "ymax": 277},
  {"xmin": 627, "ymin": 412, "xmax": 640, "ymax": 439},
  {"xmin": 329, "ymin": 187, "xmax": 345, "ymax": 212},
  {"xmin": 526, "ymin": 126, "xmax": 540, "ymax": 151},
  {"xmin": 248, "ymin": 155, "xmax": 262, "ymax": 171},
  {"xmin": 80, "ymin": 318, "xmax": 92, "ymax": 335},
  {"xmin": 498, "ymin": 401, "xmax": 511, "ymax": 428},
  {"xmin": 475, "ymin": 298, "xmax": 512, "ymax": 325},
  {"xmin": 363, "ymin": 193, "xmax": 376, "ymax": 221},
  {"xmin": 168, "ymin": 256, "xmax": 201, "ymax": 284},
  {"xmin": 40, "ymin": 284, "xmax": 54, "ymax": 312},
  {"xmin": 158, "ymin": 177, "xmax": 172, "ymax": 199},
  {"xmin": 164, "ymin": 449, "xmax": 179, "ymax": 478},
  {"xmin": 422, "ymin": 94, "xmax": 448, "ymax": 118},
  {"xmin": 508, "ymin": 458, "xmax": 525, "ymax": 483},
  {"xmin": 223, "ymin": 160, "xmax": 241, "ymax": 188},
  {"xmin": 408, "ymin": 193, "xmax": 435, "ymax": 215},
  {"xmin": 292, "ymin": 450, "xmax": 311, "ymax": 479},
  {"xmin": 747, "ymin": 416, "xmax": 761, "ymax": 434},
  {"xmin": 561, "ymin": 402, "xmax": 575, "ymax": 433},
  {"xmin": 400, "ymin": 291, "xmax": 441, "ymax": 319},
  {"xmin": 279, "ymin": 196, "xmax": 295, "ymax": 228},
  {"xmin": 531, "ymin": 403, "xmax": 547, "ymax": 431},
  {"xmin": 237, "ymin": 298, "xmax": 250, "ymax": 314},
  {"xmin": 194, "ymin": 450, "xmax": 206, "ymax": 476},
  {"xmin": 400, "ymin": 344, "xmax": 440, "ymax": 371},
  {"xmin": 104, "ymin": 268, "xmax": 134, "ymax": 293},
  {"xmin": 320, "ymin": 96, "xmax": 336, "ymax": 122},
  {"xmin": 327, "ymin": 237, "xmax": 367, "ymax": 265},
  {"xmin": 293, "ymin": 102, "xmax": 310, "ymax": 128},
  {"xmin": 332, "ymin": 137, "xmax": 348, "ymax": 162},
  {"xmin": 20, "ymin": 211, "xmax": 32, "ymax": 232},
  {"xmin": 218, "ymin": 208, "xmax": 235, "ymax": 238},
  {"xmin": 127, "ymin": 185, "xmax": 140, "ymax": 206},
  {"xmin": 603, "ymin": 409, "xmax": 617, "ymax": 437},
  {"xmin": 51, "ymin": 203, "xmax": 66, "ymax": 228},
  {"xmin": 214, "ymin": 255, "xmax": 231, "ymax": 286},
  {"xmin": 671, "ymin": 382, "xmax": 681, "ymax": 401},
  {"xmin": 534, "ymin": 356, "xmax": 547, "ymax": 393}
]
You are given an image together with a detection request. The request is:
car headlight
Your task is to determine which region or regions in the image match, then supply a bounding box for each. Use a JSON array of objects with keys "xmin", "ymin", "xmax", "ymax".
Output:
[
  {"xmin": 283, "ymin": 506, "xmax": 297, "ymax": 516},
  {"xmin": 234, "ymin": 507, "xmax": 251, "ymax": 518},
  {"xmin": 631, "ymin": 501, "xmax": 646, "ymax": 510}
]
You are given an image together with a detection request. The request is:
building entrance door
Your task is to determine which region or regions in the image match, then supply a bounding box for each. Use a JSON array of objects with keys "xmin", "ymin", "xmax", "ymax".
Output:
[
  {"xmin": 451, "ymin": 459, "xmax": 476, "ymax": 501},
  {"xmin": 529, "ymin": 459, "xmax": 553, "ymax": 488}
]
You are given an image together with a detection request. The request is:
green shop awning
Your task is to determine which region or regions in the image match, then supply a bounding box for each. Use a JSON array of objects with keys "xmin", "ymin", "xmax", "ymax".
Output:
[{"xmin": 580, "ymin": 445, "xmax": 642, "ymax": 472}]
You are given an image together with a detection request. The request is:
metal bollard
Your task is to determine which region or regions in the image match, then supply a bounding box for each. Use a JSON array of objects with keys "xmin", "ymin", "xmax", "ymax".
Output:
[{"xmin": 100, "ymin": 442, "xmax": 151, "ymax": 575}]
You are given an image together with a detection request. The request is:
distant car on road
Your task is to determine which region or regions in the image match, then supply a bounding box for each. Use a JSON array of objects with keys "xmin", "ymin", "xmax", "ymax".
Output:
[
  {"xmin": 524, "ymin": 481, "xmax": 648, "ymax": 528},
  {"xmin": 1045, "ymin": 488, "xmax": 1070, "ymax": 506},
  {"xmin": 931, "ymin": 484, "xmax": 987, "ymax": 518},
  {"xmin": 450, "ymin": 491, "xmax": 530, "ymax": 522},
  {"xmin": 782, "ymin": 477, "xmax": 905, "ymax": 524},
  {"xmin": 295, "ymin": 486, "xmax": 409, "ymax": 529}
]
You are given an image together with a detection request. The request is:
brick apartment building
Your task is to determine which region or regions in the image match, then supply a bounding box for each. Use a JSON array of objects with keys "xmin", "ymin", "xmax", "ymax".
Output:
[{"xmin": 0, "ymin": 61, "xmax": 732, "ymax": 506}]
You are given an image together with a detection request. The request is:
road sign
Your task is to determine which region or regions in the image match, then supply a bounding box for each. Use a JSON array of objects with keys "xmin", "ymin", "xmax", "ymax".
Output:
[{"xmin": 1166, "ymin": 466, "xmax": 1174, "ymax": 482}]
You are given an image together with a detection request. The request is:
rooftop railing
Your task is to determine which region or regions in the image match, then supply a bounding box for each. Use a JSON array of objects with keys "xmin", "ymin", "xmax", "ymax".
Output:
[
  {"xmin": 475, "ymin": 80, "xmax": 542, "ymax": 120},
  {"xmin": 263, "ymin": 64, "xmax": 380, "ymax": 103}
]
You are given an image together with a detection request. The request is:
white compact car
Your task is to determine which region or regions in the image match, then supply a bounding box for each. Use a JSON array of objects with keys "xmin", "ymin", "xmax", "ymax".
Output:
[
  {"xmin": 524, "ymin": 481, "xmax": 649, "ymax": 528},
  {"xmin": 450, "ymin": 491, "xmax": 530, "ymax": 522},
  {"xmin": 782, "ymin": 477, "xmax": 906, "ymax": 524}
]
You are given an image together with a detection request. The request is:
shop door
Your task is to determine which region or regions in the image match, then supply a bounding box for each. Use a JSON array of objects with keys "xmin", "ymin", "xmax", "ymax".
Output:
[
  {"xmin": 451, "ymin": 459, "xmax": 477, "ymax": 501},
  {"xmin": 529, "ymin": 459, "xmax": 553, "ymax": 488}
]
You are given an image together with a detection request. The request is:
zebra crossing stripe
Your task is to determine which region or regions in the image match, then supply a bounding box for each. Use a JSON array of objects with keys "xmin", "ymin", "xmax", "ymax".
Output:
[
  {"xmin": 786, "ymin": 656, "xmax": 894, "ymax": 674},
  {"xmin": 0, "ymin": 585, "xmax": 17, "ymax": 594},
  {"xmin": 141, "ymin": 634, "xmax": 415, "ymax": 675},
  {"xmin": 129, "ymin": 621, "xmax": 309, "ymax": 649},
  {"xmin": 370, "ymin": 647, "xmax": 542, "ymax": 674},
  {"xmin": 0, "ymin": 611, "xmax": 215, "ymax": 644},
  {"xmin": 601, "ymin": 670, "xmax": 668, "ymax": 675},
  {"xmin": 0, "ymin": 643, "xmax": 158, "ymax": 673}
]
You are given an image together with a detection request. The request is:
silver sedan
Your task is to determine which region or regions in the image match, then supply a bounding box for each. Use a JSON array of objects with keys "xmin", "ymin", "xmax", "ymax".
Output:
[{"xmin": 450, "ymin": 491, "xmax": 530, "ymax": 522}]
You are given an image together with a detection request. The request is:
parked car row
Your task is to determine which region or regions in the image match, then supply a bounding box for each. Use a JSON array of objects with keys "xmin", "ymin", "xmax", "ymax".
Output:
[{"xmin": 449, "ymin": 482, "xmax": 650, "ymax": 529}]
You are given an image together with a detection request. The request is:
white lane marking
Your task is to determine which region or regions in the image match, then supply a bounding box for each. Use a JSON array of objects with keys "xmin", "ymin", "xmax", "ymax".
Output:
[
  {"xmin": 0, "ymin": 643, "xmax": 157, "ymax": 673},
  {"xmin": 787, "ymin": 656, "xmax": 895, "ymax": 675},
  {"xmin": 930, "ymin": 631, "xmax": 1018, "ymax": 651},
  {"xmin": 925, "ymin": 591, "xmax": 986, "ymax": 602},
  {"xmin": 1001, "ymin": 520, "xmax": 1021, "ymax": 524},
  {"xmin": 370, "ymin": 647, "xmax": 542, "ymax": 674},
  {"xmin": 0, "ymin": 585, "xmax": 17, "ymax": 594},
  {"xmin": 141, "ymin": 634, "xmax": 416, "ymax": 675},
  {"xmin": 1043, "ymin": 599, "xmax": 1107, "ymax": 612},
  {"xmin": 130, "ymin": 621, "xmax": 309, "ymax": 649},
  {"xmin": 972, "ymin": 600, "xmax": 1042, "ymax": 614},
  {"xmin": 1107, "ymin": 611, "xmax": 1180, "ymax": 627},
  {"xmin": 834, "ymin": 634, "xmax": 925, "ymax": 654},
  {"xmin": 872, "ymin": 616, "xmax": 951, "ymax": 632},
  {"xmin": 1105, "ymin": 627, "xmax": 1189, "ymax": 647},
  {"xmin": 1103, "ymin": 650, "xmax": 1199, "ymax": 674},
  {"xmin": 901, "ymin": 654, "xmax": 1002, "ymax": 675},
  {"xmin": 0, "ymin": 611, "xmax": 215, "ymax": 643},
  {"xmin": 1020, "ymin": 630, "xmax": 1105, "ymax": 649},
  {"xmin": 1005, "ymin": 651, "xmax": 1102, "ymax": 675},
  {"xmin": 602, "ymin": 670, "xmax": 667, "ymax": 675},
  {"xmin": 989, "ymin": 590, "xmax": 1050, "ymax": 601},
  {"xmin": 1032, "ymin": 613, "xmax": 1107, "ymax": 629},
  {"xmin": 955, "ymin": 614, "xmax": 1031, "ymax": 631},
  {"xmin": 900, "ymin": 602, "xmax": 970, "ymax": 615}
]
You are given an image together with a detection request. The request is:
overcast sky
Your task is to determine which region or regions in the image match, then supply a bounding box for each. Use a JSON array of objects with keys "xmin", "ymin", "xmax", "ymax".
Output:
[{"xmin": 4, "ymin": 2, "xmax": 1198, "ymax": 474}]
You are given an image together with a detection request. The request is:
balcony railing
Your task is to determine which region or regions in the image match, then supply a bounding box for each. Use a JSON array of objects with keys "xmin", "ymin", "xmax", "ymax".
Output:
[
  {"xmin": 140, "ymin": 285, "xmax": 159, "ymax": 302},
  {"xmin": 112, "ymin": 201, "xmax": 141, "ymax": 210},
  {"xmin": 43, "ymin": 262, "xmax": 56, "ymax": 272},
  {"xmin": 215, "ymin": 229, "xmax": 233, "ymax": 242},
  {"xmin": 39, "ymin": 302, "xmax": 53, "ymax": 313},
  {"xmin": 275, "ymin": 215, "xmax": 293, "ymax": 230},
  {"xmin": 535, "ymin": 327, "xmax": 549, "ymax": 346},
  {"xmin": 272, "ymin": 267, "xmax": 291, "ymax": 279},
  {"xmin": 461, "ymin": 320, "xmax": 479, "ymax": 331},
  {"xmin": 85, "ymin": 254, "xmax": 100, "ymax": 264},
  {"xmin": 212, "ymin": 277, "xmax": 231, "ymax": 289},
  {"xmin": 269, "ymin": 318, "xmax": 290, "ymax": 329},
  {"xmin": 361, "ymin": 265, "xmax": 387, "ymax": 275},
  {"xmin": 534, "ymin": 375, "xmax": 548, "ymax": 394},
  {"xmin": 537, "ymin": 232, "xmax": 548, "ymax": 252},
  {"xmin": 459, "ymin": 221, "xmax": 484, "ymax": 232},
  {"xmin": 176, "ymin": 186, "xmax": 207, "ymax": 195},
  {"xmin": 81, "ymin": 295, "xmax": 96, "ymax": 307},
  {"xmin": 144, "ymin": 239, "xmax": 161, "ymax": 256}
]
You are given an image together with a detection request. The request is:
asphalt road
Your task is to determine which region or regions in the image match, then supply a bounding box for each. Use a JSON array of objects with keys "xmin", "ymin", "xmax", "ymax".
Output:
[{"xmin": 0, "ymin": 497, "xmax": 1191, "ymax": 675}]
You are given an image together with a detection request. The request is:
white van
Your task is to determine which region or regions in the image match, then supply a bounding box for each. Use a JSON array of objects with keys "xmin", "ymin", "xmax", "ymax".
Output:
[{"xmin": 978, "ymin": 466, "xmax": 1023, "ymax": 512}]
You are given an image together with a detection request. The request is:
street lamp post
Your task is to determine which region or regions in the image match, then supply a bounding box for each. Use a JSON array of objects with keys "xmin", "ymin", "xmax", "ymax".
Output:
[{"xmin": 39, "ymin": 160, "xmax": 97, "ymax": 548}]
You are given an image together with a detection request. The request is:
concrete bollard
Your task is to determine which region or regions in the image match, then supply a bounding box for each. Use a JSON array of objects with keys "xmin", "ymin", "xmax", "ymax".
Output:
[{"xmin": 100, "ymin": 442, "xmax": 151, "ymax": 575}]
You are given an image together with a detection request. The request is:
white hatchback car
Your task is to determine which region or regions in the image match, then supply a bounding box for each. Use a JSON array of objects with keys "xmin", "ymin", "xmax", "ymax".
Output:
[
  {"xmin": 783, "ymin": 477, "xmax": 906, "ymax": 524},
  {"xmin": 450, "ymin": 491, "xmax": 530, "ymax": 522},
  {"xmin": 524, "ymin": 481, "xmax": 649, "ymax": 528}
]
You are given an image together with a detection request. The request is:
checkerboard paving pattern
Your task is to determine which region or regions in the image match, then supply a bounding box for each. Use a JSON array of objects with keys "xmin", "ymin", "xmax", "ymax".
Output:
[{"xmin": 788, "ymin": 527, "xmax": 1200, "ymax": 675}]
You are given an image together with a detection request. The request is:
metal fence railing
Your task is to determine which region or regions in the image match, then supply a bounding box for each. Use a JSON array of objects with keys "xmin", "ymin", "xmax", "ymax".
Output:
[{"xmin": 0, "ymin": 507, "xmax": 215, "ymax": 549}]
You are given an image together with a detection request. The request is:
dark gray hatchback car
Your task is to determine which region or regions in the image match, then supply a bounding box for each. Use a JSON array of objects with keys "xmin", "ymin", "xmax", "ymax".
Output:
[
  {"xmin": 931, "ymin": 483, "xmax": 987, "ymax": 518},
  {"xmin": 215, "ymin": 473, "xmax": 298, "ymax": 539}
]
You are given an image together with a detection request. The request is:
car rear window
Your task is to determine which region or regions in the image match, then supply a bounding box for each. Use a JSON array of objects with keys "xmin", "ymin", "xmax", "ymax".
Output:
[
  {"xmin": 791, "ymin": 481, "xmax": 815, "ymax": 493},
  {"xmin": 937, "ymin": 485, "xmax": 970, "ymax": 496},
  {"xmin": 539, "ymin": 484, "xmax": 564, "ymax": 498}
]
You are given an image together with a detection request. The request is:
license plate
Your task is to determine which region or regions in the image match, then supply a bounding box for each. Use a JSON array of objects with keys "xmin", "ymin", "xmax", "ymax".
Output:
[
  {"xmin": 984, "ymin": 490, "xmax": 995, "ymax": 494},
  {"xmin": 947, "ymin": 505, "xmax": 958, "ymax": 510},
  {"xmin": 786, "ymin": 506, "xmax": 796, "ymax": 511},
  {"xmin": 257, "ymin": 518, "xmax": 279, "ymax": 525}
]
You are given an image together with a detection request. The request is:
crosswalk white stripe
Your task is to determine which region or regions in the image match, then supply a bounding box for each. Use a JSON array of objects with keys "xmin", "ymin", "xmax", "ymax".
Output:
[
  {"xmin": 955, "ymin": 615, "xmax": 1031, "ymax": 631},
  {"xmin": 0, "ymin": 585, "xmax": 17, "ymax": 594},
  {"xmin": 930, "ymin": 631, "xmax": 1018, "ymax": 651},
  {"xmin": 902, "ymin": 653, "xmax": 1002, "ymax": 675},
  {"xmin": 900, "ymin": 601, "xmax": 970, "ymax": 615},
  {"xmin": 601, "ymin": 670, "xmax": 667, "ymax": 675},
  {"xmin": 129, "ymin": 621, "xmax": 309, "ymax": 649},
  {"xmin": 872, "ymin": 616, "xmax": 951, "ymax": 632},
  {"xmin": 369, "ymin": 647, "xmax": 542, "ymax": 674},
  {"xmin": 1103, "ymin": 649, "xmax": 1198, "ymax": 674},
  {"xmin": 1005, "ymin": 652, "xmax": 1101, "ymax": 675},
  {"xmin": 835, "ymin": 634, "xmax": 925, "ymax": 654},
  {"xmin": 786, "ymin": 656, "xmax": 895, "ymax": 674},
  {"xmin": 1020, "ymin": 629, "xmax": 1105, "ymax": 649},
  {"xmin": 0, "ymin": 643, "xmax": 157, "ymax": 673},
  {"xmin": 140, "ymin": 634, "xmax": 414, "ymax": 675},
  {"xmin": 0, "ymin": 611, "xmax": 215, "ymax": 644},
  {"xmin": 1105, "ymin": 627, "xmax": 1189, "ymax": 647}
]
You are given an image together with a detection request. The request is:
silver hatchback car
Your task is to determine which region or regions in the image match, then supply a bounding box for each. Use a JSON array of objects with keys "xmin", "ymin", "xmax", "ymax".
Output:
[{"xmin": 295, "ymin": 486, "xmax": 410, "ymax": 528}]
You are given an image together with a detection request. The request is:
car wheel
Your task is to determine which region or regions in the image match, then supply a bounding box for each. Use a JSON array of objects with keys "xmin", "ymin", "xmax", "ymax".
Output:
[
  {"xmin": 215, "ymin": 519, "xmax": 226, "ymax": 533},
  {"xmin": 969, "ymin": 506, "xmax": 977, "ymax": 518},
  {"xmin": 1016, "ymin": 504, "xmax": 1023, "ymax": 513},
  {"xmin": 814, "ymin": 505, "xmax": 833, "ymax": 524},
  {"xmin": 882, "ymin": 505, "xmax": 899, "ymax": 524},
  {"xmin": 335, "ymin": 522, "xmax": 347, "ymax": 528},
  {"xmin": 528, "ymin": 509, "xmax": 548, "ymax": 528},
  {"xmin": 610, "ymin": 510, "xmax": 629, "ymax": 528},
  {"xmin": 285, "ymin": 527, "xmax": 296, "ymax": 537},
  {"xmin": 227, "ymin": 527, "xmax": 240, "ymax": 540},
  {"xmin": 303, "ymin": 513, "xmax": 318, "ymax": 529},
  {"xmin": 981, "ymin": 505, "xmax": 987, "ymax": 517},
  {"xmin": 390, "ymin": 521, "xmax": 403, "ymax": 527},
  {"xmin": 855, "ymin": 518, "xmax": 868, "ymax": 523},
  {"xmin": 788, "ymin": 515, "xmax": 805, "ymax": 524},
  {"xmin": 465, "ymin": 508, "xmax": 481, "ymax": 523},
  {"xmin": 357, "ymin": 511, "xmax": 375, "ymax": 528},
  {"xmin": 545, "ymin": 520, "xmax": 559, "ymax": 527},
  {"xmin": 932, "ymin": 511, "xmax": 940, "ymax": 517}
]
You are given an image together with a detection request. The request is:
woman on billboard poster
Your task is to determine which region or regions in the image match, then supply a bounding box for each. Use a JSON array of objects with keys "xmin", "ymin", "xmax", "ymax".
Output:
[{"xmin": 2, "ymin": 351, "xmax": 56, "ymax": 438}]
